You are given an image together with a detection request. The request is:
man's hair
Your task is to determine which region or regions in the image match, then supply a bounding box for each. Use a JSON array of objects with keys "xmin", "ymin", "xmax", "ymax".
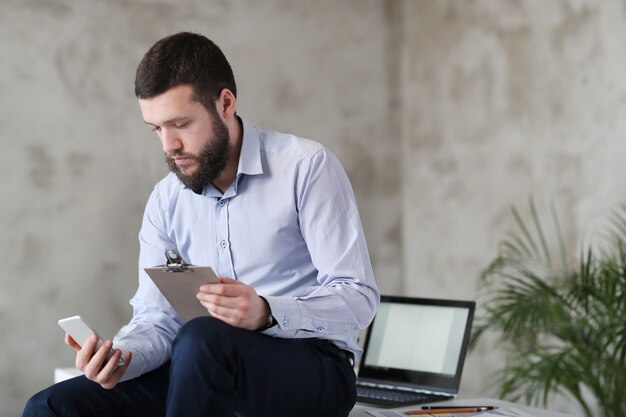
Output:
[{"xmin": 135, "ymin": 32, "xmax": 237, "ymax": 110}]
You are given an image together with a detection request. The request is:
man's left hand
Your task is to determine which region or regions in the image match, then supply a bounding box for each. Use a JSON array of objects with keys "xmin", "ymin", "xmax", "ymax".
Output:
[{"xmin": 197, "ymin": 277, "xmax": 269, "ymax": 330}]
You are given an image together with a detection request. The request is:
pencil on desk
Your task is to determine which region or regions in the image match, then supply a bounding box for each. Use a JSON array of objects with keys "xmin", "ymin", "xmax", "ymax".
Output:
[
  {"xmin": 422, "ymin": 406, "xmax": 496, "ymax": 411},
  {"xmin": 404, "ymin": 407, "xmax": 494, "ymax": 415}
]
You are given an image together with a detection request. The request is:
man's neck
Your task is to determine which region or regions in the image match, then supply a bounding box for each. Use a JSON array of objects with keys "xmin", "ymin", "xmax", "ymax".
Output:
[{"xmin": 212, "ymin": 116, "xmax": 243, "ymax": 194}]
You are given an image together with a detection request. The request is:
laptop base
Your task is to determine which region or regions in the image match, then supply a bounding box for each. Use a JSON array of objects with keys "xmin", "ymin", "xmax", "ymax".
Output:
[{"xmin": 356, "ymin": 385, "xmax": 451, "ymax": 408}]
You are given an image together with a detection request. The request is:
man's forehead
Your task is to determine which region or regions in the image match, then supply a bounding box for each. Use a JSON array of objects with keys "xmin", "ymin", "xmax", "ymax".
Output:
[{"xmin": 138, "ymin": 86, "xmax": 199, "ymax": 124}]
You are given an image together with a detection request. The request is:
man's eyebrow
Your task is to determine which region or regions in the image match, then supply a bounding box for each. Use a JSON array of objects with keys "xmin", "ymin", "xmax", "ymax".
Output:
[{"xmin": 143, "ymin": 116, "xmax": 190, "ymax": 127}]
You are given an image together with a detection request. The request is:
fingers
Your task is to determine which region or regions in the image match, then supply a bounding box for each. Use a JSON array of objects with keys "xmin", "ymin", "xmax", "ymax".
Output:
[
  {"xmin": 196, "ymin": 289, "xmax": 247, "ymax": 309},
  {"xmin": 65, "ymin": 334, "xmax": 81, "ymax": 351},
  {"xmin": 77, "ymin": 339, "xmax": 131, "ymax": 390},
  {"xmin": 198, "ymin": 280, "xmax": 245, "ymax": 297},
  {"xmin": 197, "ymin": 299, "xmax": 245, "ymax": 322},
  {"xmin": 74, "ymin": 335, "xmax": 100, "ymax": 369},
  {"xmin": 82, "ymin": 339, "xmax": 112, "ymax": 377},
  {"xmin": 97, "ymin": 350, "xmax": 132, "ymax": 390},
  {"xmin": 196, "ymin": 283, "xmax": 256, "ymax": 314},
  {"xmin": 217, "ymin": 276, "xmax": 239, "ymax": 285},
  {"xmin": 103, "ymin": 352, "xmax": 132, "ymax": 389},
  {"xmin": 196, "ymin": 280, "xmax": 267, "ymax": 330}
]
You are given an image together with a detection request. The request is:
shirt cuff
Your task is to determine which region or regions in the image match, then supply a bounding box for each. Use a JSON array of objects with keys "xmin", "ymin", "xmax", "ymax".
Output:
[{"xmin": 261, "ymin": 295, "xmax": 304, "ymax": 336}]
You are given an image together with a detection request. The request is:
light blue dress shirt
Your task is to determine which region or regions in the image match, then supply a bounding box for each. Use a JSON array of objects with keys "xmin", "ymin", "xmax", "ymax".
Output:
[{"xmin": 114, "ymin": 119, "xmax": 380, "ymax": 381}]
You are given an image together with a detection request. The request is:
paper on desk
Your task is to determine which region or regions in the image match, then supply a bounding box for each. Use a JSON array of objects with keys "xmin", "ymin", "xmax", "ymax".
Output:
[{"xmin": 366, "ymin": 407, "xmax": 535, "ymax": 417}]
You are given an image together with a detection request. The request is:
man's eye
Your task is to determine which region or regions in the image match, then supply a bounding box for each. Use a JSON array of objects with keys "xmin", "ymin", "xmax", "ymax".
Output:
[
  {"xmin": 152, "ymin": 126, "xmax": 161, "ymax": 132},
  {"xmin": 174, "ymin": 122, "xmax": 189, "ymax": 129}
]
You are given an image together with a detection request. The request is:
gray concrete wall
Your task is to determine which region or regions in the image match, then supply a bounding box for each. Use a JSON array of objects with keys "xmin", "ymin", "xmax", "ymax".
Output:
[
  {"xmin": 400, "ymin": 1, "xmax": 626, "ymax": 415},
  {"xmin": 1, "ymin": 0, "xmax": 625, "ymax": 416},
  {"xmin": 1, "ymin": 1, "xmax": 400, "ymax": 415}
]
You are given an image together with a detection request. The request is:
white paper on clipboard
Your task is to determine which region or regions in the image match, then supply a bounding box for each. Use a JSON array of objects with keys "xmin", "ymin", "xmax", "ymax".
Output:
[{"xmin": 144, "ymin": 265, "xmax": 219, "ymax": 323}]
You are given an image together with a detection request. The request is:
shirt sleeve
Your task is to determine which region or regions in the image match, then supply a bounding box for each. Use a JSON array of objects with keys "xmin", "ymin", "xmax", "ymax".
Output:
[
  {"xmin": 263, "ymin": 148, "xmax": 380, "ymax": 340},
  {"xmin": 112, "ymin": 185, "xmax": 183, "ymax": 382}
]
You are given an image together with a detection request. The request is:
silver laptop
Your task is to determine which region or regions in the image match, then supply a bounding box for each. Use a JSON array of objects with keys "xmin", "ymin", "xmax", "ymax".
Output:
[{"xmin": 356, "ymin": 296, "xmax": 476, "ymax": 408}]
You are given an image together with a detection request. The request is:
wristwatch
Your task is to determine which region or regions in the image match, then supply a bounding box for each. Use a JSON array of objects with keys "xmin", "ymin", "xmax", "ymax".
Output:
[{"xmin": 257, "ymin": 297, "xmax": 277, "ymax": 331}]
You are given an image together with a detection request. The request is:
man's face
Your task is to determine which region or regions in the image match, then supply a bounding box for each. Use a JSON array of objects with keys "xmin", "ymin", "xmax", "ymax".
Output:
[{"xmin": 139, "ymin": 84, "xmax": 231, "ymax": 191}]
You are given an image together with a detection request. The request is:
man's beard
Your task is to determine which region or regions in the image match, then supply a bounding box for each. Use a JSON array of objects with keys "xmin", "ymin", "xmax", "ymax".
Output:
[{"xmin": 165, "ymin": 117, "xmax": 231, "ymax": 192}]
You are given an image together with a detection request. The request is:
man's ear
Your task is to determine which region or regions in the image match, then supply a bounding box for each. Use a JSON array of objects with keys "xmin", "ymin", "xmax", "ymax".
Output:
[{"xmin": 217, "ymin": 88, "xmax": 237, "ymax": 118}]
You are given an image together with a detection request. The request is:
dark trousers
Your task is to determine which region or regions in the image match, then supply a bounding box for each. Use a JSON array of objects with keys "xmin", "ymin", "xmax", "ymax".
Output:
[{"xmin": 23, "ymin": 317, "xmax": 356, "ymax": 417}]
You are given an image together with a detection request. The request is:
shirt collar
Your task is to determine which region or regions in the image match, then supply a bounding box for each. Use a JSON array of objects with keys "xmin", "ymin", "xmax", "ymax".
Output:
[{"xmin": 237, "ymin": 118, "xmax": 263, "ymax": 178}]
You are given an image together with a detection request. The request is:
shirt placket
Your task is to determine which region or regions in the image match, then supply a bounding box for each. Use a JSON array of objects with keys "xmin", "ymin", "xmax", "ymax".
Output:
[{"xmin": 214, "ymin": 197, "xmax": 236, "ymax": 279}]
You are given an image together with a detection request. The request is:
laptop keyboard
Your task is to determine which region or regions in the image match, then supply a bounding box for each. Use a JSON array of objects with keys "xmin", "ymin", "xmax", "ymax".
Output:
[{"xmin": 356, "ymin": 386, "xmax": 449, "ymax": 407}]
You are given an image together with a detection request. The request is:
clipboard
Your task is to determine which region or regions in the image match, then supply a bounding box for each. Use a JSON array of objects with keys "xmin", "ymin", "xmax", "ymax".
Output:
[{"xmin": 144, "ymin": 249, "xmax": 219, "ymax": 323}]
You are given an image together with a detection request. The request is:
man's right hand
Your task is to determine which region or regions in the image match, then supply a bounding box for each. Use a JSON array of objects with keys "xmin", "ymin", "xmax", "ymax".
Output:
[{"xmin": 65, "ymin": 333, "xmax": 132, "ymax": 390}]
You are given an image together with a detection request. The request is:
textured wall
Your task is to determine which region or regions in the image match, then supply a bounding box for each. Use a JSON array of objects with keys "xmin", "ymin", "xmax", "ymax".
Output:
[
  {"xmin": 1, "ymin": 1, "xmax": 400, "ymax": 415},
  {"xmin": 401, "ymin": 1, "xmax": 626, "ymax": 414},
  {"xmin": 3, "ymin": 0, "xmax": 626, "ymax": 416}
]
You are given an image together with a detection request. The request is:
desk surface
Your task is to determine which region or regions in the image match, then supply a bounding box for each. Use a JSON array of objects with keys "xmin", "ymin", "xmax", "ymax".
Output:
[
  {"xmin": 349, "ymin": 397, "xmax": 577, "ymax": 417},
  {"xmin": 55, "ymin": 368, "xmax": 577, "ymax": 417}
]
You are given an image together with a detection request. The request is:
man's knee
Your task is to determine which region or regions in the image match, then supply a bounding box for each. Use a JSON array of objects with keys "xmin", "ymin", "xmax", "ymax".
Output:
[
  {"xmin": 172, "ymin": 317, "xmax": 236, "ymax": 361},
  {"xmin": 23, "ymin": 389, "xmax": 55, "ymax": 417}
]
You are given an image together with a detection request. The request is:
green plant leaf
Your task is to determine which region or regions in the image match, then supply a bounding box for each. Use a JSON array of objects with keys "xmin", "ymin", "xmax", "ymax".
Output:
[{"xmin": 473, "ymin": 198, "xmax": 626, "ymax": 417}]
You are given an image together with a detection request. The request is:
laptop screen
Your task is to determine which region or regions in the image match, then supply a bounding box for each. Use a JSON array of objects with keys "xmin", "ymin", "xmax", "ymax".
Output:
[{"xmin": 358, "ymin": 296, "xmax": 476, "ymax": 394}]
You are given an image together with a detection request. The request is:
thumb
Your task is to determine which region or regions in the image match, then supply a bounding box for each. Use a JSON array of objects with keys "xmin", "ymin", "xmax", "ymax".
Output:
[
  {"xmin": 65, "ymin": 334, "xmax": 81, "ymax": 351},
  {"xmin": 218, "ymin": 277, "xmax": 240, "ymax": 285}
]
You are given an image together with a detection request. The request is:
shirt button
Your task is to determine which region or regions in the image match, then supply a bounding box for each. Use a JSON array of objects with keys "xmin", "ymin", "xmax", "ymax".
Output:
[
  {"xmin": 316, "ymin": 326, "xmax": 325, "ymax": 332},
  {"xmin": 220, "ymin": 240, "xmax": 227, "ymax": 248},
  {"xmin": 218, "ymin": 201, "xmax": 225, "ymax": 207}
]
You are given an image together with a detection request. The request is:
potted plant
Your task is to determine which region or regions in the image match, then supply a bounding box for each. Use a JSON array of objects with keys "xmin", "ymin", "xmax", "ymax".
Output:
[{"xmin": 471, "ymin": 199, "xmax": 626, "ymax": 417}]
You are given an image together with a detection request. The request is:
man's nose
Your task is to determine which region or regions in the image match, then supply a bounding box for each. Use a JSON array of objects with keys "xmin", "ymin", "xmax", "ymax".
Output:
[{"xmin": 161, "ymin": 128, "xmax": 182, "ymax": 153}]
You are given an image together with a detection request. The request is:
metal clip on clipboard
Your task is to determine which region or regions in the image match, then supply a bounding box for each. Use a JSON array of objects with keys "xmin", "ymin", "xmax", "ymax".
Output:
[
  {"xmin": 164, "ymin": 249, "xmax": 192, "ymax": 272},
  {"xmin": 145, "ymin": 250, "xmax": 219, "ymax": 322}
]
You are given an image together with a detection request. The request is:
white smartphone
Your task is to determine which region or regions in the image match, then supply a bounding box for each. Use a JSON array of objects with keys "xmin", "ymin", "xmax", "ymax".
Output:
[{"xmin": 58, "ymin": 315, "xmax": 126, "ymax": 367}]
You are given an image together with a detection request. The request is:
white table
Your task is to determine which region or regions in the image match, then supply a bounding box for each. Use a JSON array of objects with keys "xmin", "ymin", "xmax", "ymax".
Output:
[
  {"xmin": 56, "ymin": 369, "xmax": 577, "ymax": 417},
  {"xmin": 349, "ymin": 397, "xmax": 578, "ymax": 417}
]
